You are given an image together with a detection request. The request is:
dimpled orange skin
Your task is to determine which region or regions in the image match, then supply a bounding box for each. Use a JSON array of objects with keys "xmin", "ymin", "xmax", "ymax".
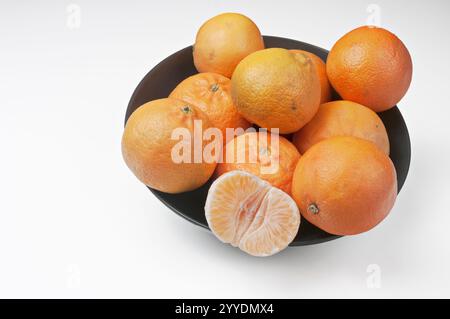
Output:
[
  {"xmin": 215, "ymin": 131, "xmax": 301, "ymax": 194},
  {"xmin": 169, "ymin": 73, "xmax": 251, "ymax": 142},
  {"xmin": 291, "ymin": 136, "xmax": 397, "ymax": 235},
  {"xmin": 231, "ymin": 48, "xmax": 321, "ymax": 134},
  {"xmin": 326, "ymin": 26, "xmax": 413, "ymax": 112},
  {"xmin": 291, "ymin": 49, "xmax": 332, "ymax": 104},
  {"xmin": 122, "ymin": 98, "xmax": 217, "ymax": 194},
  {"xmin": 193, "ymin": 13, "xmax": 265, "ymax": 78},
  {"xmin": 292, "ymin": 100, "xmax": 390, "ymax": 155}
]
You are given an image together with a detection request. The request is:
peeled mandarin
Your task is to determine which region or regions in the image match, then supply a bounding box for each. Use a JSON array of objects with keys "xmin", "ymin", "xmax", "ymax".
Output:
[{"xmin": 205, "ymin": 170, "xmax": 300, "ymax": 256}]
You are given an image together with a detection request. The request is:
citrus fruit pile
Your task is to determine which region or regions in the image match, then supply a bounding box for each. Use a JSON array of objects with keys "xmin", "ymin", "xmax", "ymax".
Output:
[{"xmin": 122, "ymin": 13, "xmax": 412, "ymax": 257}]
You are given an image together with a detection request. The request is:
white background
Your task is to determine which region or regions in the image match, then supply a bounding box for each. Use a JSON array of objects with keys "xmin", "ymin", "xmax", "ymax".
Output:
[{"xmin": 1, "ymin": 0, "xmax": 449, "ymax": 298}]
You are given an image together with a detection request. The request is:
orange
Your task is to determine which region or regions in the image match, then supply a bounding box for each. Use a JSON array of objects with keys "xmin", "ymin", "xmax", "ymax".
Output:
[
  {"xmin": 193, "ymin": 13, "xmax": 265, "ymax": 78},
  {"xmin": 122, "ymin": 98, "xmax": 217, "ymax": 194},
  {"xmin": 215, "ymin": 131, "xmax": 301, "ymax": 194},
  {"xmin": 169, "ymin": 72, "xmax": 251, "ymax": 143},
  {"xmin": 205, "ymin": 170, "xmax": 300, "ymax": 257},
  {"xmin": 292, "ymin": 100, "xmax": 390, "ymax": 155},
  {"xmin": 291, "ymin": 136, "xmax": 397, "ymax": 235},
  {"xmin": 291, "ymin": 49, "xmax": 332, "ymax": 104},
  {"xmin": 327, "ymin": 26, "xmax": 412, "ymax": 112},
  {"xmin": 231, "ymin": 48, "xmax": 321, "ymax": 134}
]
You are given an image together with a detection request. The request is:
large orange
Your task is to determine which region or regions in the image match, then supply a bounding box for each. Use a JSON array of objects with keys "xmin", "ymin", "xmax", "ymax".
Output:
[
  {"xmin": 291, "ymin": 136, "xmax": 397, "ymax": 235},
  {"xmin": 169, "ymin": 72, "xmax": 251, "ymax": 142},
  {"xmin": 205, "ymin": 170, "xmax": 300, "ymax": 257},
  {"xmin": 327, "ymin": 26, "xmax": 412, "ymax": 112},
  {"xmin": 291, "ymin": 49, "xmax": 332, "ymax": 104},
  {"xmin": 122, "ymin": 98, "xmax": 217, "ymax": 194},
  {"xmin": 215, "ymin": 131, "xmax": 301, "ymax": 194},
  {"xmin": 292, "ymin": 100, "xmax": 389, "ymax": 155},
  {"xmin": 231, "ymin": 48, "xmax": 321, "ymax": 134},
  {"xmin": 193, "ymin": 13, "xmax": 265, "ymax": 78}
]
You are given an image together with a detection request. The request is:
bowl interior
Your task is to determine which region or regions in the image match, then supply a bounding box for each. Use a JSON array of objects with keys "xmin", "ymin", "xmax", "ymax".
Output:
[{"xmin": 125, "ymin": 35, "xmax": 411, "ymax": 246}]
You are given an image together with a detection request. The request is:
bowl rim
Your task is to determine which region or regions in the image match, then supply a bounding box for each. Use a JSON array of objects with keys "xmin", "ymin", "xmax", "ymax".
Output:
[{"xmin": 125, "ymin": 35, "xmax": 411, "ymax": 246}]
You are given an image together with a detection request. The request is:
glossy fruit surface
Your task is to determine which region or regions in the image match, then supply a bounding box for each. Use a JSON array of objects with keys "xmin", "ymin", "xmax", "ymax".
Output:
[
  {"xmin": 327, "ymin": 26, "xmax": 412, "ymax": 112},
  {"xmin": 291, "ymin": 136, "xmax": 397, "ymax": 235}
]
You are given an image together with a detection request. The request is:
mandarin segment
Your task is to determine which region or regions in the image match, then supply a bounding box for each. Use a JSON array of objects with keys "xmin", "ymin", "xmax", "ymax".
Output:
[
  {"xmin": 205, "ymin": 171, "xmax": 300, "ymax": 256},
  {"xmin": 239, "ymin": 187, "xmax": 301, "ymax": 256}
]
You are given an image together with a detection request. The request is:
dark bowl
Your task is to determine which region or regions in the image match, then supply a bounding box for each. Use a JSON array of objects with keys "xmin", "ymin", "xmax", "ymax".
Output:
[{"xmin": 125, "ymin": 35, "xmax": 411, "ymax": 246}]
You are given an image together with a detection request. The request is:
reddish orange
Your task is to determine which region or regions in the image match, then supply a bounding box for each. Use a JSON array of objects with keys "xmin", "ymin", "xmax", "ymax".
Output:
[
  {"xmin": 291, "ymin": 136, "xmax": 397, "ymax": 235},
  {"xmin": 327, "ymin": 26, "xmax": 412, "ymax": 112}
]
